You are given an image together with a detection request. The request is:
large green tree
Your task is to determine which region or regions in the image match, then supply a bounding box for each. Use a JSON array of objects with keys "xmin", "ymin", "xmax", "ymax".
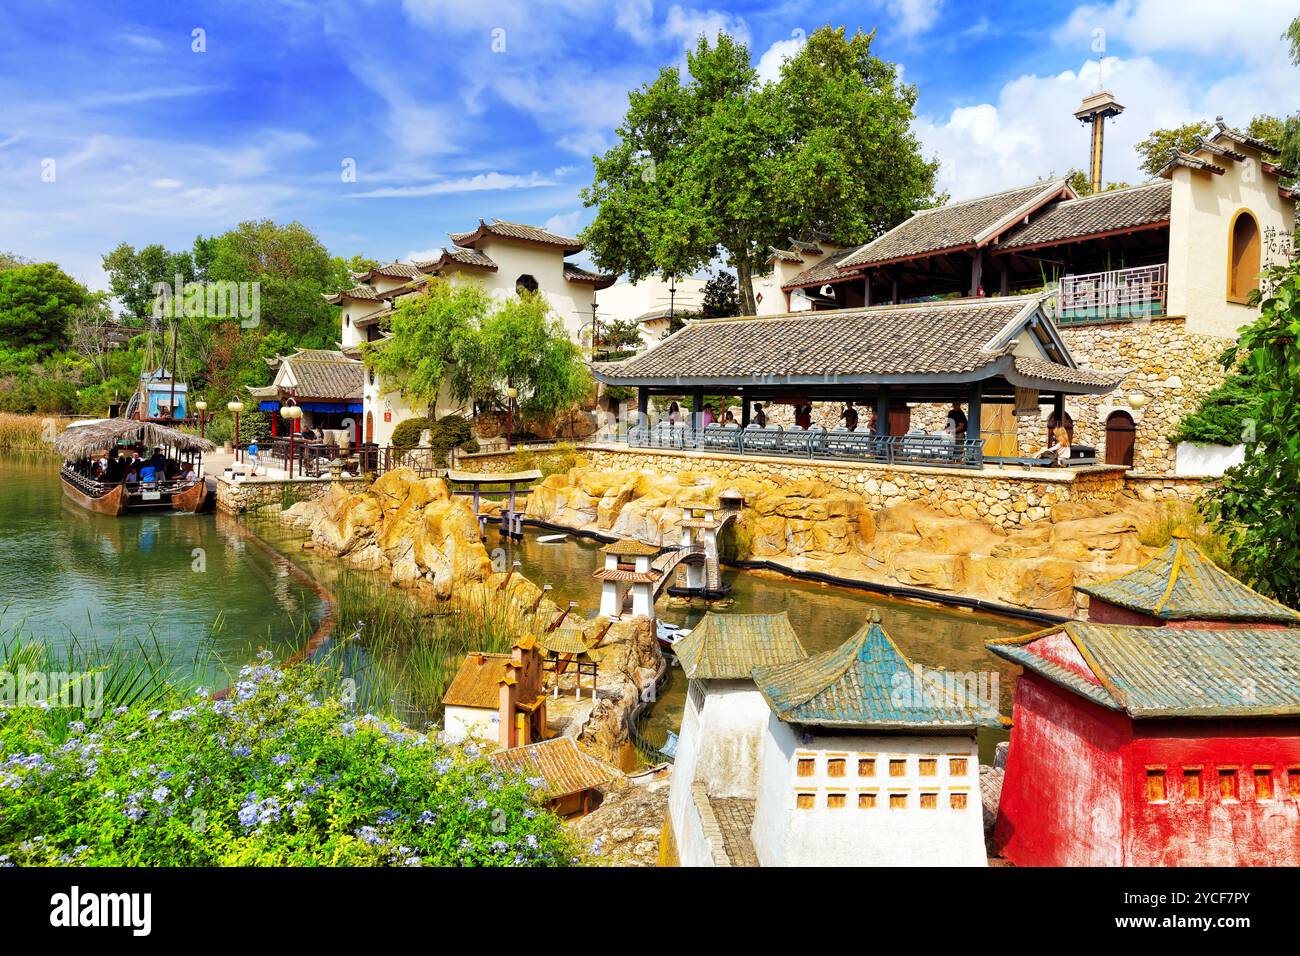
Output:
[
  {"xmin": 581, "ymin": 26, "xmax": 938, "ymax": 315},
  {"xmin": 0, "ymin": 262, "xmax": 88, "ymax": 355},
  {"xmin": 101, "ymin": 242, "xmax": 196, "ymax": 322},
  {"xmin": 1205, "ymin": 259, "xmax": 1300, "ymax": 605},
  {"xmin": 479, "ymin": 292, "xmax": 592, "ymax": 419}
]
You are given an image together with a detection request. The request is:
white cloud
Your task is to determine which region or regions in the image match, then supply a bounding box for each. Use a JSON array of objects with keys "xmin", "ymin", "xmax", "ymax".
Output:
[
  {"xmin": 881, "ymin": 0, "xmax": 944, "ymax": 40},
  {"xmin": 662, "ymin": 5, "xmax": 750, "ymax": 49},
  {"xmin": 543, "ymin": 209, "xmax": 583, "ymax": 235},
  {"xmin": 755, "ymin": 32, "xmax": 806, "ymax": 85},
  {"xmin": 348, "ymin": 171, "xmax": 559, "ymax": 199},
  {"xmin": 150, "ymin": 178, "xmax": 182, "ymax": 189},
  {"xmin": 1056, "ymin": 0, "xmax": 1297, "ymax": 62}
]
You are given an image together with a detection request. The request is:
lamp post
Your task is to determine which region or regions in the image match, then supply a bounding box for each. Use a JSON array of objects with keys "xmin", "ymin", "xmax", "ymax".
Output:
[
  {"xmin": 195, "ymin": 399, "xmax": 208, "ymax": 439},
  {"xmin": 227, "ymin": 400, "xmax": 244, "ymax": 459},
  {"xmin": 505, "ymin": 386, "xmax": 518, "ymax": 451},
  {"xmin": 280, "ymin": 397, "xmax": 302, "ymax": 479}
]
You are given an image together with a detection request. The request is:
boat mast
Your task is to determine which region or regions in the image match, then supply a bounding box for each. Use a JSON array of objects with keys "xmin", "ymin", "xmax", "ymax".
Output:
[{"xmin": 169, "ymin": 316, "xmax": 178, "ymax": 422}]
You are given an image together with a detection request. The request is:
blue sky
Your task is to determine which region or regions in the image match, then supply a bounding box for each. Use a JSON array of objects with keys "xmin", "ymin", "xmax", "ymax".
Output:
[{"xmin": 0, "ymin": 0, "xmax": 1295, "ymax": 292}]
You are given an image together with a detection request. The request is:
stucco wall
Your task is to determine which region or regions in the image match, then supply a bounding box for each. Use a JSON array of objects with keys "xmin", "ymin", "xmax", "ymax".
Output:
[
  {"xmin": 443, "ymin": 704, "xmax": 500, "ymax": 746},
  {"xmin": 752, "ymin": 713, "xmax": 986, "ymax": 867}
]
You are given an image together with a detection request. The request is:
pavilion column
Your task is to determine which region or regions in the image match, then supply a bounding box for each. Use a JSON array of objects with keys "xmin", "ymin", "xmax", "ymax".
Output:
[
  {"xmin": 1052, "ymin": 392, "xmax": 1065, "ymax": 421},
  {"xmin": 636, "ymin": 387, "xmax": 649, "ymax": 429},
  {"xmin": 967, "ymin": 384, "xmax": 984, "ymax": 454},
  {"xmin": 875, "ymin": 388, "xmax": 890, "ymax": 437},
  {"xmin": 741, "ymin": 391, "xmax": 751, "ymax": 428},
  {"xmin": 970, "ymin": 251, "xmax": 984, "ymax": 297},
  {"xmin": 891, "ymin": 278, "xmax": 899, "ymax": 304},
  {"xmin": 999, "ymin": 263, "xmax": 1010, "ymax": 296},
  {"xmin": 864, "ymin": 273, "xmax": 872, "ymax": 307},
  {"xmin": 692, "ymin": 386, "xmax": 704, "ymax": 429}
]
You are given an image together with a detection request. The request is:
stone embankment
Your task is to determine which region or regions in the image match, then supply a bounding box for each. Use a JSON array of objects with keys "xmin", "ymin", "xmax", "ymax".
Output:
[{"xmin": 526, "ymin": 465, "xmax": 1180, "ymax": 616}]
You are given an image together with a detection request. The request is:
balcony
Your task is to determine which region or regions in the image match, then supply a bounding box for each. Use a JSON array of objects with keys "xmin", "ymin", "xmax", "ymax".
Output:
[{"xmin": 1052, "ymin": 263, "xmax": 1167, "ymax": 326}]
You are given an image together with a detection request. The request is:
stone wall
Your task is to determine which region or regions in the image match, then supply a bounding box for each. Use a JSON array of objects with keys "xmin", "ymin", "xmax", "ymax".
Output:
[{"xmin": 215, "ymin": 476, "xmax": 368, "ymax": 515}]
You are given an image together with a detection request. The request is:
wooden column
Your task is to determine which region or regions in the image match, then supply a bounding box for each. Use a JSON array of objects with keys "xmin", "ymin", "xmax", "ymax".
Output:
[
  {"xmin": 741, "ymin": 391, "xmax": 751, "ymax": 428},
  {"xmin": 692, "ymin": 386, "xmax": 705, "ymax": 430},
  {"xmin": 1053, "ymin": 392, "xmax": 1065, "ymax": 421},
  {"xmin": 864, "ymin": 273, "xmax": 872, "ymax": 307},
  {"xmin": 891, "ymin": 278, "xmax": 899, "ymax": 304},
  {"xmin": 970, "ymin": 251, "xmax": 984, "ymax": 297},
  {"xmin": 968, "ymin": 384, "xmax": 984, "ymax": 455},
  {"xmin": 999, "ymin": 263, "xmax": 1010, "ymax": 296},
  {"xmin": 875, "ymin": 389, "xmax": 890, "ymax": 437},
  {"xmin": 636, "ymin": 387, "xmax": 649, "ymax": 428}
]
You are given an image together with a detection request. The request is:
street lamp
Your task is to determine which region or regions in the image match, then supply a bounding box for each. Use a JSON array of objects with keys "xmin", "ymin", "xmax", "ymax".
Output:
[
  {"xmin": 505, "ymin": 386, "xmax": 518, "ymax": 451},
  {"xmin": 195, "ymin": 399, "xmax": 208, "ymax": 439},
  {"xmin": 1127, "ymin": 390, "xmax": 1149, "ymax": 410},
  {"xmin": 280, "ymin": 398, "xmax": 303, "ymax": 478},
  {"xmin": 227, "ymin": 400, "xmax": 244, "ymax": 458}
]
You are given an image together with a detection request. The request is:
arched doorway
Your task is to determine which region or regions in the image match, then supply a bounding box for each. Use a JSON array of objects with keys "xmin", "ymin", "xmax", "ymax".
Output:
[
  {"xmin": 1227, "ymin": 209, "xmax": 1260, "ymax": 304},
  {"xmin": 1105, "ymin": 411, "xmax": 1136, "ymax": 466},
  {"xmin": 1047, "ymin": 410, "xmax": 1075, "ymax": 445},
  {"xmin": 365, "ymin": 410, "xmax": 374, "ymax": 443}
]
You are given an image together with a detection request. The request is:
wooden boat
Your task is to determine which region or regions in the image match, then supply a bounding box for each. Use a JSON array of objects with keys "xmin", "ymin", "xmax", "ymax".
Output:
[
  {"xmin": 537, "ymin": 533, "xmax": 568, "ymax": 544},
  {"xmin": 55, "ymin": 419, "xmax": 216, "ymax": 516},
  {"xmin": 656, "ymin": 619, "xmax": 691, "ymax": 650}
]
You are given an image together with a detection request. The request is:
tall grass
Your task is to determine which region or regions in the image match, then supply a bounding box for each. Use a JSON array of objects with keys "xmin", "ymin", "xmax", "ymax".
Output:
[
  {"xmin": 0, "ymin": 412, "xmax": 63, "ymax": 456},
  {"xmin": 1136, "ymin": 499, "xmax": 1241, "ymax": 575}
]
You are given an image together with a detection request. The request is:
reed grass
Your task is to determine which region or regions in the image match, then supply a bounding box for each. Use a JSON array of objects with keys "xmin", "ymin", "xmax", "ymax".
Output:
[{"xmin": 0, "ymin": 412, "xmax": 64, "ymax": 456}]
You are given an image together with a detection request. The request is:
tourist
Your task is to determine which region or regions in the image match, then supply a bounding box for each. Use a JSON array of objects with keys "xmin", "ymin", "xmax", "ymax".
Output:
[
  {"xmin": 841, "ymin": 403, "xmax": 859, "ymax": 431},
  {"xmin": 795, "ymin": 403, "xmax": 812, "ymax": 430},
  {"xmin": 668, "ymin": 401, "xmax": 681, "ymax": 426},
  {"xmin": 722, "ymin": 408, "xmax": 737, "ymax": 426},
  {"xmin": 1041, "ymin": 426, "xmax": 1071, "ymax": 466},
  {"xmin": 701, "ymin": 404, "xmax": 715, "ymax": 428},
  {"xmin": 753, "ymin": 403, "xmax": 767, "ymax": 428},
  {"xmin": 946, "ymin": 403, "xmax": 968, "ymax": 438},
  {"xmin": 124, "ymin": 465, "xmax": 139, "ymax": 486}
]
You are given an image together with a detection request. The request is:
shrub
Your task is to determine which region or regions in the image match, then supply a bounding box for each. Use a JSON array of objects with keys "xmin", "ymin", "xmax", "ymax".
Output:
[
  {"xmin": 1168, "ymin": 369, "xmax": 1260, "ymax": 446},
  {"xmin": 0, "ymin": 658, "xmax": 581, "ymax": 866},
  {"xmin": 390, "ymin": 416, "xmax": 431, "ymax": 450}
]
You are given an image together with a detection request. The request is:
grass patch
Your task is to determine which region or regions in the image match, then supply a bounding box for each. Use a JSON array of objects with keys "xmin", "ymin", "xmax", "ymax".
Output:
[
  {"xmin": 1136, "ymin": 499, "xmax": 1241, "ymax": 574},
  {"xmin": 0, "ymin": 413, "xmax": 63, "ymax": 456}
]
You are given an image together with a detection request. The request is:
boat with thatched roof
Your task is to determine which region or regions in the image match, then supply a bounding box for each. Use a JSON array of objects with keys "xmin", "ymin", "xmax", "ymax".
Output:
[{"xmin": 54, "ymin": 419, "xmax": 216, "ymax": 516}]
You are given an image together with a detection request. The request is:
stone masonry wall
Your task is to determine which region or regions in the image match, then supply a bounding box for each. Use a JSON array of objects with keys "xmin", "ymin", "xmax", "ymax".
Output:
[{"xmin": 216, "ymin": 476, "xmax": 368, "ymax": 515}]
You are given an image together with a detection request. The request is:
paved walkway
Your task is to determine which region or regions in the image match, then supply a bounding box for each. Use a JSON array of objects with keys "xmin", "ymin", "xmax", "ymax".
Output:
[{"xmin": 708, "ymin": 796, "xmax": 759, "ymax": 867}]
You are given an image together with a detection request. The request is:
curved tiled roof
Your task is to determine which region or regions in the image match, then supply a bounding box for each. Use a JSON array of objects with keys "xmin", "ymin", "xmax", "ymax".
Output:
[
  {"xmin": 450, "ymin": 219, "xmax": 584, "ymax": 253},
  {"xmin": 416, "ymin": 246, "xmax": 499, "ymax": 272},
  {"xmin": 998, "ymin": 182, "xmax": 1171, "ymax": 250},
  {"xmin": 272, "ymin": 349, "xmax": 362, "ymax": 399},
  {"xmin": 488, "ymin": 737, "xmax": 619, "ymax": 799},
  {"xmin": 754, "ymin": 617, "xmax": 1001, "ymax": 730},
  {"xmin": 1009, "ymin": 355, "xmax": 1128, "ymax": 391},
  {"xmin": 563, "ymin": 262, "xmax": 616, "ymax": 289},
  {"xmin": 1077, "ymin": 535, "xmax": 1300, "ymax": 623},
  {"xmin": 675, "ymin": 612, "xmax": 807, "ymax": 680},
  {"xmin": 784, "ymin": 248, "xmax": 857, "ymax": 289},
  {"xmin": 600, "ymin": 538, "xmax": 661, "ymax": 557},
  {"xmin": 988, "ymin": 622, "xmax": 1300, "ymax": 719}
]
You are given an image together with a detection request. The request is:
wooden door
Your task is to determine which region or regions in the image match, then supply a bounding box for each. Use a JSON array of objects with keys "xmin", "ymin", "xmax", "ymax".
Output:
[
  {"xmin": 983, "ymin": 404, "xmax": 1019, "ymax": 458},
  {"xmin": 1105, "ymin": 411, "xmax": 1136, "ymax": 466},
  {"xmin": 888, "ymin": 403, "xmax": 911, "ymax": 436},
  {"xmin": 365, "ymin": 410, "xmax": 374, "ymax": 443}
]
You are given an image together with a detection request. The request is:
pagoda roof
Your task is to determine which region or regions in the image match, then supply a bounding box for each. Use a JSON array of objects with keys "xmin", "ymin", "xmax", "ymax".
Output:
[
  {"xmin": 600, "ymin": 538, "xmax": 661, "ymax": 557},
  {"xmin": 753, "ymin": 615, "xmax": 1001, "ymax": 731},
  {"xmin": 675, "ymin": 612, "xmax": 807, "ymax": 680},
  {"xmin": 449, "ymin": 219, "xmax": 584, "ymax": 254},
  {"xmin": 1077, "ymin": 533, "xmax": 1300, "ymax": 624},
  {"xmin": 988, "ymin": 622, "xmax": 1300, "ymax": 719}
]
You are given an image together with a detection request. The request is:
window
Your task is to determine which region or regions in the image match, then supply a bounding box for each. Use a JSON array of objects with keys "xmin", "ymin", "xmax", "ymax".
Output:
[
  {"xmin": 949, "ymin": 757, "xmax": 968, "ymax": 776},
  {"xmin": 1183, "ymin": 768, "xmax": 1202, "ymax": 801},
  {"xmin": 1227, "ymin": 209, "xmax": 1261, "ymax": 304},
  {"xmin": 920, "ymin": 792, "xmax": 938, "ymax": 809},
  {"xmin": 797, "ymin": 757, "xmax": 815, "ymax": 777},
  {"xmin": 1219, "ymin": 768, "xmax": 1239, "ymax": 801},
  {"xmin": 858, "ymin": 758, "xmax": 876, "ymax": 777},
  {"xmin": 889, "ymin": 793, "xmax": 907, "ymax": 810},
  {"xmin": 950, "ymin": 792, "xmax": 969, "ymax": 810},
  {"xmin": 827, "ymin": 758, "xmax": 846, "ymax": 778},
  {"xmin": 1289, "ymin": 768, "xmax": 1300, "ymax": 799},
  {"xmin": 515, "ymin": 273, "xmax": 539, "ymax": 294},
  {"xmin": 918, "ymin": 758, "xmax": 937, "ymax": 777},
  {"xmin": 1146, "ymin": 768, "xmax": 1167, "ymax": 803},
  {"xmin": 1254, "ymin": 768, "xmax": 1275, "ymax": 801},
  {"xmin": 344, "ymin": 313, "xmax": 351, "ymax": 327},
  {"xmin": 827, "ymin": 792, "xmax": 847, "ymax": 809},
  {"xmin": 859, "ymin": 792, "xmax": 877, "ymax": 809},
  {"xmin": 889, "ymin": 758, "xmax": 907, "ymax": 778},
  {"xmin": 796, "ymin": 792, "xmax": 815, "ymax": 810}
]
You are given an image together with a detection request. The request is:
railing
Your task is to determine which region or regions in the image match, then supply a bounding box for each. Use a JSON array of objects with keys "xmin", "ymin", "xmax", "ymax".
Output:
[
  {"xmin": 626, "ymin": 423, "xmax": 985, "ymax": 469},
  {"xmin": 238, "ymin": 442, "xmax": 447, "ymax": 478},
  {"xmin": 1054, "ymin": 263, "xmax": 1167, "ymax": 325},
  {"xmin": 60, "ymin": 464, "xmax": 200, "ymax": 498}
]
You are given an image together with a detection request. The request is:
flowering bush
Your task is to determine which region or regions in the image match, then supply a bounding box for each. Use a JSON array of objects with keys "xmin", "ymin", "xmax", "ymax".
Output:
[{"xmin": 0, "ymin": 656, "xmax": 581, "ymax": 866}]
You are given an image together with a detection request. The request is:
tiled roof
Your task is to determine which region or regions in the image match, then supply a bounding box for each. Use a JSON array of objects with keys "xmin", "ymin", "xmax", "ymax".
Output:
[
  {"xmin": 1158, "ymin": 152, "xmax": 1225, "ymax": 178},
  {"xmin": 754, "ymin": 616, "xmax": 1002, "ymax": 730},
  {"xmin": 488, "ymin": 737, "xmax": 619, "ymax": 799},
  {"xmin": 768, "ymin": 246, "xmax": 802, "ymax": 263},
  {"xmin": 324, "ymin": 284, "xmax": 383, "ymax": 304},
  {"xmin": 988, "ymin": 622, "xmax": 1300, "ymax": 719},
  {"xmin": 838, "ymin": 180, "xmax": 1069, "ymax": 270},
  {"xmin": 416, "ymin": 247, "xmax": 499, "ymax": 273},
  {"xmin": 450, "ymin": 219, "xmax": 583, "ymax": 253},
  {"xmin": 1210, "ymin": 118, "xmax": 1277, "ymax": 157},
  {"xmin": 592, "ymin": 567, "xmax": 658, "ymax": 583},
  {"xmin": 357, "ymin": 262, "xmax": 423, "ymax": 281},
  {"xmin": 592, "ymin": 296, "xmax": 1042, "ymax": 384},
  {"xmin": 442, "ymin": 652, "xmax": 513, "ymax": 709},
  {"xmin": 600, "ymin": 538, "xmax": 660, "ymax": 557},
  {"xmin": 278, "ymin": 349, "xmax": 363, "ymax": 399},
  {"xmin": 539, "ymin": 627, "xmax": 591, "ymax": 657},
  {"xmin": 998, "ymin": 182, "xmax": 1171, "ymax": 250},
  {"xmin": 1010, "ymin": 355, "xmax": 1127, "ymax": 390},
  {"xmin": 563, "ymin": 262, "xmax": 616, "ymax": 289},
  {"xmin": 784, "ymin": 248, "xmax": 858, "ymax": 290},
  {"xmin": 1077, "ymin": 534, "xmax": 1300, "ymax": 623},
  {"xmin": 675, "ymin": 612, "xmax": 808, "ymax": 680}
]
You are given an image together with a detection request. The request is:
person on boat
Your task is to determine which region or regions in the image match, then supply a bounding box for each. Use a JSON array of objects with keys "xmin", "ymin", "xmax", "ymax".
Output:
[
  {"xmin": 104, "ymin": 449, "xmax": 124, "ymax": 483},
  {"xmin": 124, "ymin": 465, "xmax": 139, "ymax": 486}
]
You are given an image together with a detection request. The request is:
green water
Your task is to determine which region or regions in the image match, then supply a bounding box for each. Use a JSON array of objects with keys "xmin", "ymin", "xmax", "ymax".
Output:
[
  {"xmin": 0, "ymin": 458, "xmax": 323, "ymax": 687},
  {"xmin": 493, "ymin": 527, "xmax": 1031, "ymax": 759}
]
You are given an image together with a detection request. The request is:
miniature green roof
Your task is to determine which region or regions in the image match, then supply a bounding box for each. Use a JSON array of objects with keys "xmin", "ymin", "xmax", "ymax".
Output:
[
  {"xmin": 1077, "ymin": 532, "xmax": 1300, "ymax": 623},
  {"xmin": 675, "ymin": 612, "xmax": 808, "ymax": 680},
  {"xmin": 540, "ymin": 627, "xmax": 590, "ymax": 657},
  {"xmin": 753, "ymin": 615, "xmax": 1001, "ymax": 731},
  {"xmin": 600, "ymin": 538, "xmax": 661, "ymax": 557},
  {"xmin": 988, "ymin": 622, "xmax": 1300, "ymax": 719}
]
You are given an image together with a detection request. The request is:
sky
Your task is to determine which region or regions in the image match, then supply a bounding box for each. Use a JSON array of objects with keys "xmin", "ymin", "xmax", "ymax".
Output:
[{"xmin": 0, "ymin": 0, "xmax": 1296, "ymax": 293}]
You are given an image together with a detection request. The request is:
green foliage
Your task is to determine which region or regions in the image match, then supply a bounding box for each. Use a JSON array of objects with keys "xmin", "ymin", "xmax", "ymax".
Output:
[
  {"xmin": 581, "ymin": 26, "xmax": 938, "ymax": 315},
  {"xmin": 700, "ymin": 270, "xmax": 740, "ymax": 317},
  {"xmin": 101, "ymin": 242, "xmax": 197, "ymax": 322},
  {"xmin": 389, "ymin": 416, "xmax": 432, "ymax": 450},
  {"xmin": 0, "ymin": 262, "xmax": 87, "ymax": 355},
  {"xmin": 1168, "ymin": 368, "xmax": 1261, "ymax": 446},
  {"xmin": 480, "ymin": 293, "xmax": 592, "ymax": 419},
  {"xmin": 510, "ymin": 441, "xmax": 585, "ymax": 478},
  {"xmin": 1135, "ymin": 114, "xmax": 1284, "ymax": 179},
  {"xmin": 1136, "ymin": 501, "xmax": 1241, "ymax": 575},
  {"xmin": 427, "ymin": 414, "xmax": 474, "ymax": 455},
  {"xmin": 0, "ymin": 660, "xmax": 580, "ymax": 866},
  {"xmin": 1205, "ymin": 259, "xmax": 1300, "ymax": 605}
]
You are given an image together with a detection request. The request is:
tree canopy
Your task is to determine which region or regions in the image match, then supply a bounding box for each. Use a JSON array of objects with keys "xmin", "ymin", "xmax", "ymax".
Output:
[
  {"xmin": 581, "ymin": 26, "xmax": 938, "ymax": 315},
  {"xmin": 1134, "ymin": 115, "xmax": 1287, "ymax": 179},
  {"xmin": 0, "ymin": 262, "xmax": 88, "ymax": 356}
]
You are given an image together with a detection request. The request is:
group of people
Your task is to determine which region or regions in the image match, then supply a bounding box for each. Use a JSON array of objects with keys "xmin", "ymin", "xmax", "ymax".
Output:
[{"xmin": 86, "ymin": 447, "xmax": 196, "ymax": 486}]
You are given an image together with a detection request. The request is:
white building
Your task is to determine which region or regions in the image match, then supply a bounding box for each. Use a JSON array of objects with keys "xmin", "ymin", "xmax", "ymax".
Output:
[
  {"xmin": 748, "ymin": 613, "xmax": 998, "ymax": 867},
  {"xmin": 333, "ymin": 221, "xmax": 614, "ymax": 446},
  {"xmin": 752, "ymin": 237, "xmax": 850, "ymax": 315},
  {"xmin": 597, "ymin": 275, "xmax": 706, "ymax": 350}
]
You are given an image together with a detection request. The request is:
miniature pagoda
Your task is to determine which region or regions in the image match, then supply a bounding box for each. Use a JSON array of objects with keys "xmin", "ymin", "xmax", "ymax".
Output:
[
  {"xmin": 669, "ymin": 613, "xmax": 808, "ymax": 866},
  {"xmin": 593, "ymin": 538, "xmax": 660, "ymax": 619},
  {"xmin": 748, "ymin": 612, "xmax": 998, "ymax": 867},
  {"xmin": 991, "ymin": 538, "xmax": 1300, "ymax": 866}
]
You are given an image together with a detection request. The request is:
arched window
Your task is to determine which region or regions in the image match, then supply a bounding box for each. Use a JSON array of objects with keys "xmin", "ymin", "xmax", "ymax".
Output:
[
  {"xmin": 1227, "ymin": 210, "xmax": 1261, "ymax": 304},
  {"xmin": 516, "ymin": 274, "xmax": 539, "ymax": 294},
  {"xmin": 1105, "ymin": 410, "xmax": 1136, "ymax": 467},
  {"xmin": 344, "ymin": 313, "xmax": 351, "ymax": 327}
]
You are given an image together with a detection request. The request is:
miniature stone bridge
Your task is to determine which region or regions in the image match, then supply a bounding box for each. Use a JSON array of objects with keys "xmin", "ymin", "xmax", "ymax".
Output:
[{"xmin": 652, "ymin": 507, "xmax": 739, "ymax": 599}]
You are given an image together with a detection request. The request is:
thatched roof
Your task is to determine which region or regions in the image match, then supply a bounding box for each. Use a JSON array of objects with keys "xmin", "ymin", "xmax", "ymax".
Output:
[{"xmin": 54, "ymin": 419, "xmax": 216, "ymax": 459}]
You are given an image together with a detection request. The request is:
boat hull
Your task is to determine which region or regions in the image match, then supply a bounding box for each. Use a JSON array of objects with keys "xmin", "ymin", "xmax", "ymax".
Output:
[
  {"xmin": 171, "ymin": 478, "xmax": 210, "ymax": 514},
  {"xmin": 61, "ymin": 475, "xmax": 129, "ymax": 516}
]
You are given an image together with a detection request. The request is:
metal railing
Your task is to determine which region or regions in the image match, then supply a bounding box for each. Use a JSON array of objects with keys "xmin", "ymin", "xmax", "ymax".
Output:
[
  {"xmin": 1054, "ymin": 263, "xmax": 1167, "ymax": 325},
  {"xmin": 625, "ymin": 423, "xmax": 984, "ymax": 469},
  {"xmin": 238, "ymin": 442, "xmax": 448, "ymax": 478}
]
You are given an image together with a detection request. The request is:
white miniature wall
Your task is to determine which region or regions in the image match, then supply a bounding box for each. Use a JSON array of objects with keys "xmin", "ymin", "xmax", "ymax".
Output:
[
  {"xmin": 442, "ymin": 705, "xmax": 500, "ymax": 746},
  {"xmin": 1174, "ymin": 441, "xmax": 1244, "ymax": 477}
]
